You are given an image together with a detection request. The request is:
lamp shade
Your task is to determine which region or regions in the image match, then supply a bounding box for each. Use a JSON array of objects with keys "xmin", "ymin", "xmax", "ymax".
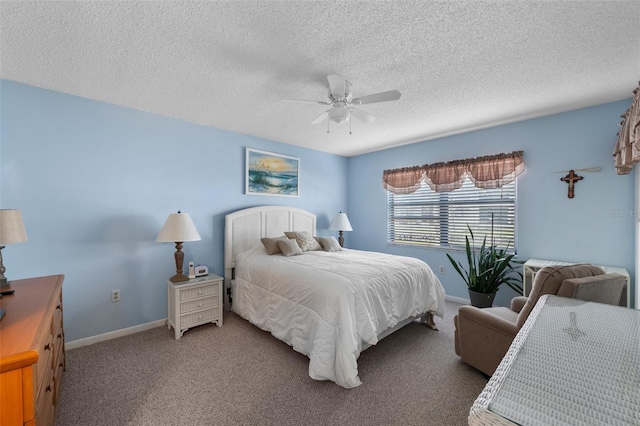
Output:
[
  {"xmin": 0, "ymin": 210, "xmax": 28, "ymax": 244},
  {"xmin": 329, "ymin": 212, "xmax": 353, "ymax": 231},
  {"xmin": 156, "ymin": 212, "xmax": 201, "ymax": 242}
]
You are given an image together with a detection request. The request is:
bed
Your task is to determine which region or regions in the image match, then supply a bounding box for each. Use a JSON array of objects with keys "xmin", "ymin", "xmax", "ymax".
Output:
[{"xmin": 224, "ymin": 205, "xmax": 446, "ymax": 388}]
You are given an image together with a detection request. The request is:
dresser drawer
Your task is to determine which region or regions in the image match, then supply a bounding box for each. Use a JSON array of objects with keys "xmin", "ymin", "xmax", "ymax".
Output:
[
  {"xmin": 53, "ymin": 334, "xmax": 64, "ymax": 383},
  {"xmin": 53, "ymin": 293, "xmax": 63, "ymax": 335},
  {"xmin": 180, "ymin": 283, "xmax": 219, "ymax": 301},
  {"xmin": 53, "ymin": 354, "xmax": 64, "ymax": 407},
  {"xmin": 180, "ymin": 307, "xmax": 219, "ymax": 328},
  {"xmin": 35, "ymin": 326, "xmax": 55, "ymax": 392},
  {"xmin": 180, "ymin": 295, "xmax": 219, "ymax": 314},
  {"xmin": 35, "ymin": 352, "xmax": 55, "ymax": 426}
]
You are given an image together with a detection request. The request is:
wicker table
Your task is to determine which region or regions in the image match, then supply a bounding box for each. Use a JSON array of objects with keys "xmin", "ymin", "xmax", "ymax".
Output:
[{"xmin": 469, "ymin": 295, "xmax": 640, "ymax": 426}]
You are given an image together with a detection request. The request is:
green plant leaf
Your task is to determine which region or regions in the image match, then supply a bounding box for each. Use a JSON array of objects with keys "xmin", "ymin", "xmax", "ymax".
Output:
[{"xmin": 445, "ymin": 224, "xmax": 522, "ymax": 295}]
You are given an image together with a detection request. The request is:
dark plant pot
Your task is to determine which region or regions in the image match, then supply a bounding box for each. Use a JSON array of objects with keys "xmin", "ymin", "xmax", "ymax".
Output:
[{"xmin": 468, "ymin": 290, "xmax": 496, "ymax": 308}]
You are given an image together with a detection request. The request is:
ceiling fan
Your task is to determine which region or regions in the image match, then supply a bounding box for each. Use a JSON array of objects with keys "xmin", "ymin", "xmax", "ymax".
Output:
[{"xmin": 285, "ymin": 74, "xmax": 401, "ymax": 133}]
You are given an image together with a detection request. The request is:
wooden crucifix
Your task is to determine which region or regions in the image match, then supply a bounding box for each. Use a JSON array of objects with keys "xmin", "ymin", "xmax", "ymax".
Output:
[{"xmin": 560, "ymin": 170, "xmax": 583, "ymax": 199}]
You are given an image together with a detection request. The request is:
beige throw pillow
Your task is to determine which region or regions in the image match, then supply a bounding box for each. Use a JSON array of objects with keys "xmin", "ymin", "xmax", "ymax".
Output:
[
  {"xmin": 284, "ymin": 231, "xmax": 322, "ymax": 252},
  {"xmin": 277, "ymin": 238, "xmax": 303, "ymax": 256},
  {"xmin": 316, "ymin": 236, "xmax": 342, "ymax": 252},
  {"xmin": 261, "ymin": 236, "xmax": 289, "ymax": 255}
]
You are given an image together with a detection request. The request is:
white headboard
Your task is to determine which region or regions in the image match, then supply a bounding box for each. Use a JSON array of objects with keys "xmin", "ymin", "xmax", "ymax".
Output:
[{"xmin": 224, "ymin": 205, "xmax": 316, "ymax": 306}]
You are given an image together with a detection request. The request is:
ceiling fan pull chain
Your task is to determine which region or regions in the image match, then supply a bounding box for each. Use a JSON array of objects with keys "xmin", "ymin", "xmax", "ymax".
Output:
[
  {"xmin": 327, "ymin": 118, "xmax": 330, "ymax": 134},
  {"xmin": 349, "ymin": 112, "xmax": 352, "ymax": 135}
]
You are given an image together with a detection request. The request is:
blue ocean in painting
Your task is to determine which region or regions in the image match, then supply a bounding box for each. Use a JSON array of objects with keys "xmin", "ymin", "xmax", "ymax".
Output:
[{"xmin": 248, "ymin": 170, "xmax": 298, "ymax": 195}]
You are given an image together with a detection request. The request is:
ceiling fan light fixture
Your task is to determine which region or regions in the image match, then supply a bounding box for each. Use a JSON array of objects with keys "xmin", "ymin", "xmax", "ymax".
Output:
[
  {"xmin": 329, "ymin": 104, "xmax": 350, "ymax": 124},
  {"xmin": 285, "ymin": 74, "xmax": 400, "ymax": 128}
]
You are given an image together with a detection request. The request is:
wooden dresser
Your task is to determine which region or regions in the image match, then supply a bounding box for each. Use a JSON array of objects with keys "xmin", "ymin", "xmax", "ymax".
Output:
[{"xmin": 0, "ymin": 275, "xmax": 65, "ymax": 426}]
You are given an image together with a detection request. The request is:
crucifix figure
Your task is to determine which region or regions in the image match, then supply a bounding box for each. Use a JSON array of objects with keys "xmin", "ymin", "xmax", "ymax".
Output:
[{"xmin": 561, "ymin": 170, "xmax": 583, "ymax": 199}]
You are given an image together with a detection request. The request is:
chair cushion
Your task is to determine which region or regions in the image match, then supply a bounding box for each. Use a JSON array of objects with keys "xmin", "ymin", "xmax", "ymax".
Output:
[
  {"xmin": 516, "ymin": 264, "xmax": 605, "ymax": 328},
  {"xmin": 481, "ymin": 307, "xmax": 520, "ymax": 324},
  {"xmin": 558, "ymin": 273, "xmax": 626, "ymax": 306}
]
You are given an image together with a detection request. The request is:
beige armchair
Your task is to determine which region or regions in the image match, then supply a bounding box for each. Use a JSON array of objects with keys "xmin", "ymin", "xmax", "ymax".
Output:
[{"xmin": 454, "ymin": 264, "xmax": 627, "ymax": 376}]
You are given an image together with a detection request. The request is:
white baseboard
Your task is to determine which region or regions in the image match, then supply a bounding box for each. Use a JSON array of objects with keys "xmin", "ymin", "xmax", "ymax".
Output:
[
  {"xmin": 65, "ymin": 318, "xmax": 167, "ymax": 350},
  {"xmin": 445, "ymin": 294, "xmax": 470, "ymax": 305},
  {"xmin": 68, "ymin": 296, "xmax": 469, "ymax": 349}
]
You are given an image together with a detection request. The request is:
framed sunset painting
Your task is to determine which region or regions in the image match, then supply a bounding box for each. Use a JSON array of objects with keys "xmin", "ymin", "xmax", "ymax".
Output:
[{"xmin": 245, "ymin": 148, "xmax": 299, "ymax": 197}]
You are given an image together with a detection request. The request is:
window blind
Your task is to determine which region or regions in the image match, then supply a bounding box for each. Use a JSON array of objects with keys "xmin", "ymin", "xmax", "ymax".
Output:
[{"xmin": 388, "ymin": 177, "xmax": 517, "ymax": 252}]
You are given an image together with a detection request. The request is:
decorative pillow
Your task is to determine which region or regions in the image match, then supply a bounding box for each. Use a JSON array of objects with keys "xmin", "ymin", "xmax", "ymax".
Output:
[
  {"xmin": 261, "ymin": 236, "xmax": 289, "ymax": 255},
  {"xmin": 316, "ymin": 236, "xmax": 342, "ymax": 252},
  {"xmin": 277, "ymin": 238, "xmax": 303, "ymax": 257},
  {"xmin": 284, "ymin": 231, "xmax": 322, "ymax": 251}
]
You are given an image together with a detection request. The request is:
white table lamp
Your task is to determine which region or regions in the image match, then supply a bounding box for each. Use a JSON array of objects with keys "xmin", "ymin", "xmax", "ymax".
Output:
[
  {"xmin": 156, "ymin": 211, "xmax": 201, "ymax": 283},
  {"xmin": 0, "ymin": 209, "xmax": 28, "ymax": 289},
  {"xmin": 329, "ymin": 212, "xmax": 353, "ymax": 247}
]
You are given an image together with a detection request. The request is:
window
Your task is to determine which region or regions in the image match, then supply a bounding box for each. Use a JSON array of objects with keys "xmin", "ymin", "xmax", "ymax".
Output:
[{"xmin": 388, "ymin": 177, "xmax": 516, "ymax": 252}]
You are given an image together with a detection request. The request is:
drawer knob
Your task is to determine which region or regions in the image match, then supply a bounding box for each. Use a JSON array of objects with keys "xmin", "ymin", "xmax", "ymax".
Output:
[
  {"xmin": 198, "ymin": 315, "xmax": 203, "ymax": 320},
  {"xmin": 45, "ymin": 384, "xmax": 52, "ymax": 392},
  {"xmin": 197, "ymin": 303, "xmax": 203, "ymax": 308},
  {"xmin": 44, "ymin": 343, "xmax": 51, "ymax": 351}
]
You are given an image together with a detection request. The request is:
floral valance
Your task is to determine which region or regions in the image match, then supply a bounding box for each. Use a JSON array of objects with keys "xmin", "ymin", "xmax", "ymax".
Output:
[
  {"xmin": 382, "ymin": 151, "xmax": 525, "ymax": 194},
  {"xmin": 613, "ymin": 83, "xmax": 640, "ymax": 175}
]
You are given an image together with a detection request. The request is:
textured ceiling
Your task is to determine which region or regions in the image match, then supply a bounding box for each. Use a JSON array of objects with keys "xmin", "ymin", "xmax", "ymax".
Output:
[{"xmin": 1, "ymin": 1, "xmax": 639, "ymax": 157}]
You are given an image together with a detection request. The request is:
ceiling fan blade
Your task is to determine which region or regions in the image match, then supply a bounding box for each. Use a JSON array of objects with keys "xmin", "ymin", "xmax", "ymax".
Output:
[
  {"xmin": 351, "ymin": 90, "xmax": 401, "ymax": 105},
  {"xmin": 310, "ymin": 110, "xmax": 330, "ymax": 124},
  {"xmin": 350, "ymin": 107, "xmax": 376, "ymax": 123},
  {"xmin": 282, "ymin": 98, "xmax": 332, "ymax": 105},
  {"xmin": 327, "ymin": 74, "xmax": 346, "ymax": 97}
]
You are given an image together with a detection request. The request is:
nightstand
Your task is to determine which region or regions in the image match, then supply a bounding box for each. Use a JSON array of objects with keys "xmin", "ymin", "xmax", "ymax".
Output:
[{"xmin": 167, "ymin": 273, "xmax": 223, "ymax": 339}]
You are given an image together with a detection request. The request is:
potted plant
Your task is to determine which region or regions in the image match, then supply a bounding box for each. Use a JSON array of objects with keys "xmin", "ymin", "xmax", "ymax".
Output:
[{"xmin": 446, "ymin": 225, "xmax": 522, "ymax": 308}]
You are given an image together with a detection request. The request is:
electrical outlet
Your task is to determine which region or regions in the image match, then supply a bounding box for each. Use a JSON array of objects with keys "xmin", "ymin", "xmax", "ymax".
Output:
[
  {"xmin": 439, "ymin": 266, "xmax": 445, "ymax": 274},
  {"xmin": 111, "ymin": 289, "xmax": 120, "ymax": 302}
]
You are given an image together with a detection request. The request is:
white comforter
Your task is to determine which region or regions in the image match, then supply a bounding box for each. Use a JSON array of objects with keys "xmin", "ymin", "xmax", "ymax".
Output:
[{"xmin": 232, "ymin": 246, "xmax": 446, "ymax": 388}]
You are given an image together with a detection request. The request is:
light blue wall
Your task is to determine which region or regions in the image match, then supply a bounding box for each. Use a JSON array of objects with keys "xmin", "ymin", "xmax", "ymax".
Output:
[
  {"xmin": 2, "ymin": 80, "xmax": 636, "ymax": 344},
  {"xmin": 347, "ymin": 100, "xmax": 636, "ymax": 308},
  {"xmin": 0, "ymin": 80, "xmax": 349, "ymax": 341}
]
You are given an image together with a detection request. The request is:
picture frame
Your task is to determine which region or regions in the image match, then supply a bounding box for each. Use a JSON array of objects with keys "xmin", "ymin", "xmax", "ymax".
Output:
[{"xmin": 245, "ymin": 148, "xmax": 299, "ymax": 197}]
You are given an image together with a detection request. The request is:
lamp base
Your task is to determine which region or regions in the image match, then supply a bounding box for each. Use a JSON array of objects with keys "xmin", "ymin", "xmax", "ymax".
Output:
[
  {"xmin": 169, "ymin": 273, "xmax": 190, "ymax": 283},
  {"xmin": 168, "ymin": 242, "xmax": 189, "ymax": 283},
  {"xmin": 0, "ymin": 246, "xmax": 9, "ymax": 289}
]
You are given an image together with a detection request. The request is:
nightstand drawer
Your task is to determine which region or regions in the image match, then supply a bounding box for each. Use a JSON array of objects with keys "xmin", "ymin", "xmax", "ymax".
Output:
[
  {"xmin": 180, "ymin": 283, "xmax": 219, "ymax": 301},
  {"xmin": 180, "ymin": 295, "xmax": 219, "ymax": 314},
  {"xmin": 181, "ymin": 308, "xmax": 219, "ymax": 327}
]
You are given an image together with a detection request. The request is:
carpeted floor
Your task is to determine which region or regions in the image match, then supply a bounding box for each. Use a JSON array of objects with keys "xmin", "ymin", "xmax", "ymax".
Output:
[{"xmin": 56, "ymin": 300, "xmax": 487, "ymax": 426}]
